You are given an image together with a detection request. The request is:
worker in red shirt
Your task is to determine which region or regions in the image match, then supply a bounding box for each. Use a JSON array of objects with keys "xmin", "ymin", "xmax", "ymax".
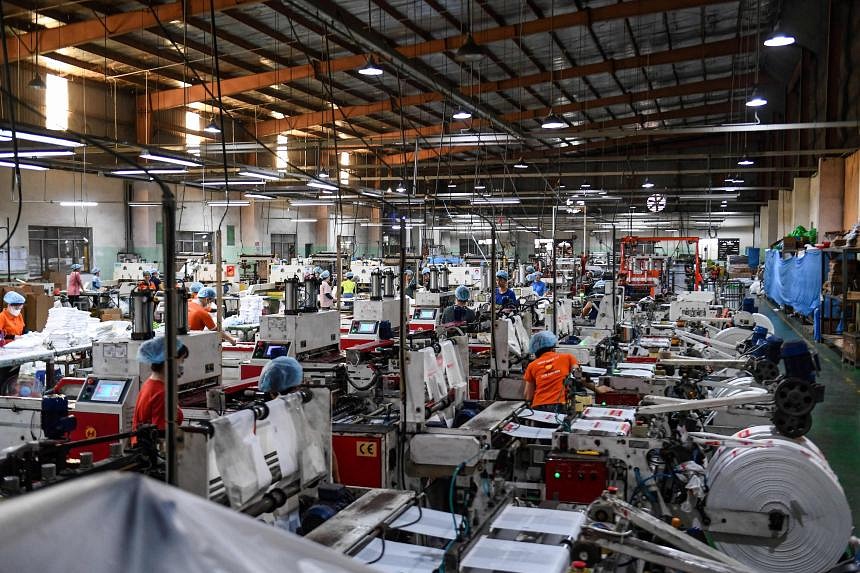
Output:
[
  {"xmin": 0, "ymin": 292, "xmax": 28, "ymax": 395},
  {"xmin": 132, "ymin": 335, "xmax": 188, "ymax": 433},
  {"xmin": 187, "ymin": 287, "xmax": 237, "ymax": 344},
  {"xmin": 523, "ymin": 331, "xmax": 609, "ymax": 413}
]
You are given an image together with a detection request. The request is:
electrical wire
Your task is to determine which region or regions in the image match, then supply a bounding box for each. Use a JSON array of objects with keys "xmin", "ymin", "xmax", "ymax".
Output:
[{"xmin": 0, "ymin": 0, "xmax": 24, "ymax": 253}]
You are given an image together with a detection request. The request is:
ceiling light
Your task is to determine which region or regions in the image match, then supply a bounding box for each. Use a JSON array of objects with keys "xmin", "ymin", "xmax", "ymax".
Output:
[
  {"xmin": 59, "ymin": 201, "xmax": 97, "ymax": 207},
  {"xmin": 732, "ymin": 176, "xmax": 745, "ymax": 183},
  {"xmin": 513, "ymin": 158, "xmax": 528, "ymax": 169},
  {"xmin": 140, "ymin": 150, "xmax": 202, "ymax": 166},
  {"xmin": 676, "ymin": 193, "xmax": 738, "ymax": 201},
  {"xmin": 200, "ymin": 180, "xmax": 265, "ymax": 186},
  {"xmin": 204, "ymin": 118, "xmax": 221, "ymax": 134},
  {"xmin": 307, "ymin": 180, "xmax": 338, "ymax": 191},
  {"xmin": 128, "ymin": 202, "xmax": 160, "ymax": 207},
  {"xmin": 470, "ymin": 197, "xmax": 521, "ymax": 205},
  {"xmin": 0, "ymin": 130, "xmax": 84, "ymax": 147},
  {"xmin": 0, "ymin": 150, "xmax": 74, "ymax": 158},
  {"xmin": 290, "ymin": 200, "xmax": 334, "ymax": 206},
  {"xmin": 395, "ymin": 182, "xmax": 407, "ymax": 193},
  {"xmin": 358, "ymin": 55, "xmax": 384, "ymax": 76},
  {"xmin": 455, "ymin": 33, "xmax": 487, "ymax": 62},
  {"xmin": 724, "ymin": 175, "xmax": 735, "ymax": 182},
  {"xmin": 746, "ymin": 89, "xmax": 767, "ymax": 107},
  {"xmin": 664, "ymin": 228, "xmax": 679, "ymax": 232},
  {"xmin": 110, "ymin": 168, "xmax": 187, "ymax": 175},
  {"xmin": 207, "ymin": 200, "xmax": 251, "ymax": 207},
  {"xmin": 244, "ymin": 193, "xmax": 275, "ymax": 200},
  {"xmin": 0, "ymin": 161, "xmax": 48, "ymax": 171},
  {"xmin": 452, "ymin": 109, "xmax": 472, "ymax": 120},
  {"xmin": 737, "ymin": 156, "xmax": 755, "ymax": 166},
  {"xmin": 474, "ymin": 182, "xmax": 486, "ymax": 190},
  {"xmin": 541, "ymin": 113, "xmax": 566, "ymax": 129},
  {"xmin": 580, "ymin": 181, "xmax": 591, "ymax": 189},
  {"xmin": 317, "ymin": 169, "xmax": 330, "ymax": 179},
  {"xmin": 286, "ymin": 218, "xmax": 317, "ymax": 223},
  {"xmin": 641, "ymin": 179, "xmax": 655, "ymax": 189},
  {"xmin": 238, "ymin": 169, "xmax": 280, "ymax": 181},
  {"xmin": 28, "ymin": 72, "xmax": 46, "ymax": 90},
  {"xmin": 764, "ymin": 23, "xmax": 796, "ymax": 47},
  {"xmin": 447, "ymin": 180, "xmax": 457, "ymax": 188}
]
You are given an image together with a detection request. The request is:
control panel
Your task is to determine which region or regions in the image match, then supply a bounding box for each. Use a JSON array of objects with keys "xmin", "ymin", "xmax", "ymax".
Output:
[
  {"xmin": 349, "ymin": 321, "xmax": 379, "ymax": 335},
  {"xmin": 412, "ymin": 308, "xmax": 437, "ymax": 321},
  {"xmin": 77, "ymin": 377, "xmax": 135, "ymax": 404},
  {"xmin": 252, "ymin": 340, "xmax": 292, "ymax": 360}
]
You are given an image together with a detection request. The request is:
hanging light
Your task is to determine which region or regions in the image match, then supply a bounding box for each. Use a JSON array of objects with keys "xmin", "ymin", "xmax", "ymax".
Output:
[
  {"xmin": 737, "ymin": 155, "xmax": 755, "ymax": 166},
  {"xmin": 318, "ymin": 168, "xmax": 330, "ymax": 179},
  {"xmin": 541, "ymin": 112, "xmax": 566, "ymax": 129},
  {"xmin": 474, "ymin": 181, "xmax": 486, "ymax": 190},
  {"xmin": 28, "ymin": 72, "xmax": 46, "ymax": 90},
  {"xmin": 447, "ymin": 180, "xmax": 457, "ymax": 188},
  {"xmin": 358, "ymin": 55, "xmax": 384, "ymax": 76},
  {"xmin": 513, "ymin": 158, "xmax": 528, "ymax": 169},
  {"xmin": 395, "ymin": 181, "xmax": 407, "ymax": 193},
  {"xmin": 204, "ymin": 118, "xmax": 221, "ymax": 133},
  {"xmin": 452, "ymin": 109, "xmax": 472, "ymax": 120},
  {"xmin": 746, "ymin": 88, "xmax": 767, "ymax": 107},
  {"xmin": 580, "ymin": 181, "xmax": 591, "ymax": 189},
  {"xmin": 724, "ymin": 175, "xmax": 735, "ymax": 183},
  {"xmin": 455, "ymin": 33, "xmax": 487, "ymax": 62},
  {"xmin": 764, "ymin": 23, "xmax": 796, "ymax": 47},
  {"xmin": 641, "ymin": 179, "xmax": 655, "ymax": 189}
]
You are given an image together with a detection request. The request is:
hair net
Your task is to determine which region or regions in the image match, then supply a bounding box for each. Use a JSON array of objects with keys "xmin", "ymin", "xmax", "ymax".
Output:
[
  {"xmin": 313, "ymin": 266, "xmax": 322, "ymax": 274},
  {"xmin": 143, "ymin": 270, "xmax": 151, "ymax": 276},
  {"xmin": 529, "ymin": 330, "xmax": 558, "ymax": 355},
  {"xmin": 526, "ymin": 265, "xmax": 535, "ymax": 273},
  {"xmin": 70, "ymin": 264, "xmax": 82, "ymax": 271},
  {"xmin": 151, "ymin": 270, "xmax": 160, "ymax": 276},
  {"xmin": 455, "ymin": 285, "xmax": 470, "ymax": 302},
  {"xmin": 525, "ymin": 273, "xmax": 535, "ymax": 282},
  {"xmin": 421, "ymin": 267, "xmax": 430, "ymax": 275},
  {"xmin": 3, "ymin": 291, "xmax": 25, "ymax": 305},
  {"xmin": 534, "ymin": 271, "xmax": 542, "ymax": 279},
  {"xmin": 496, "ymin": 270, "xmax": 509, "ymax": 280},
  {"xmin": 197, "ymin": 287, "xmax": 217, "ymax": 300},
  {"xmin": 346, "ymin": 272, "xmax": 354, "ymax": 279},
  {"xmin": 320, "ymin": 270, "xmax": 331, "ymax": 279},
  {"xmin": 259, "ymin": 356, "xmax": 303, "ymax": 394},
  {"xmin": 92, "ymin": 267, "xmax": 101, "ymax": 274},
  {"xmin": 189, "ymin": 282, "xmax": 204, "ymax": 293},
  {"xmin": 137, "ymin": 336, "xmax": 187, "ymax": 364},
  {"xmin": 404, "ymin": 269, "xmax": 414, "ymax": 277}
]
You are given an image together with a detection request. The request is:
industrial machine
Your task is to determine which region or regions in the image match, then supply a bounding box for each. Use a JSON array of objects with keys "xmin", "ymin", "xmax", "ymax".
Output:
[
  {"xmin": 193, "ymin": 262, "xmax": 240, "ymax": 288},
  {"xmin": 410, "ymin": 266, "xmax": 456, "ymax": 331},
  {"xmin": 113, "ymin": 262, "xmax": 158, "ymax": 282},
  {"xmin": 340, "ymin": 269, "xmax": 401, "ymax": 350},
  {"xmin": 269, "ymin": 259, "xmax": 312, "ymax": 284},
  {"xmin": 619, "ymin": 236, "xmax": 703, "ymax": 294}
]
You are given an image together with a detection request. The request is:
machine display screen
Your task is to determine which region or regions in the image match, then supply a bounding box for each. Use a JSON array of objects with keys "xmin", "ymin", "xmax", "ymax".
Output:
[
  {"xmin": 91, "ymin": 379, "xmax": 126, "ymax": 403},
  {"xmin": 252, "ymin": 341, "xmax": 292, "ymax": 360},
  {"xmin": 416, "ymin": 309, "xmax": 437, "ymax": 320},
  {"xmin": 354, "ymin": 321, "xmax": 378, "ymax": 334}
]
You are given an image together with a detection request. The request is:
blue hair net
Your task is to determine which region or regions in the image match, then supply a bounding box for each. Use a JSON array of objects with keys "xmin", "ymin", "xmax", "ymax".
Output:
[
  {"xmin": 526, "ymin": 265, "xmax": 535, "ymax": 273},
  {"xmin": 346, "ymin": 272, "xmax": 354, "ymax": 279},
  {"xmin": 70, "ymin": 264, "xmax": 82, "ymax": 271},
  {"xmin": 137, "ymin": 336, "xmax": 187, "ymax": 364},
  {"xmin": 198, "ymin": 287, "xmax": 217, "ymax": 299},
  {"xmin": 421, "ymin": 267, "xmax": 430, "ymax": 275},
  {"xmin": 313, "ymin": 266, "xmax": 322, "ymax": 274},
  {"xmin": 496, "ymin": 270, "xmax": 509, "ymax": 280},
  {"xmin": 534, "ymin": 271, "xmax": 542, "ymax": 279},
  {"xmin": 455, "ymin": 285, "xmax": 470, "ymax": 301},
  {"xmin": 525, "ymin": 273, "xmax": 535, "ymax": 282},
  {"xmin": 91, "ymin": 267, "xmax": 101, "ymax": 274},
  {"xmin": 529, "ymin": 330, "xmax": 558, "ymax": 355},
  {"xmin": 321, "ymin": 270, "xmax": 331, "ymax": 279},
  {"xmin": 260, "ymin": 356, "xmax": 303, "ymax": 394},
  {"xmin": 404, "ymin": 269, "xmax": 414, "ymax": 276},
  {"xmin": 3, "ymin": 291, "xmax": 25, "ymax": 305},
  {"xmin": 189, "ymin": 282, "xmax": 204, "ymax": 293}
]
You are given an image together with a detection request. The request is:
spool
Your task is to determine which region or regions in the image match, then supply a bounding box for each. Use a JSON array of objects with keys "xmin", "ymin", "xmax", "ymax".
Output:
[
  {"xmin": 303, "ymin": 277, "xmax": 320, "ymax": 312},
  {"xmin": 283, "ymin": 278, "xmax": 299, "ymax": 315},
  {"xmin": 130, "ymin": 286, "xmax": 154, "ymax": 341},
  {"xmin": 439, "ymin": 265, "xmax": 450, "ymax": 290},
  {"xmin": 429, "ymin": 265, "xmax": 440, "ymax": 292},
  {"xmin": 382, "ymin": 269, "xmax": 395, "ymax": 298},
  {"xmin": 369, "ymin": 269, "xmax": 382, "ymax": 300}
]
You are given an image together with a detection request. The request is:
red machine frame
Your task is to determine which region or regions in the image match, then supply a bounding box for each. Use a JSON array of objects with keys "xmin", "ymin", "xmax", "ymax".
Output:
[{"xmin": 619, "ymin": 236, "xmax": 702, "ymax": 293}]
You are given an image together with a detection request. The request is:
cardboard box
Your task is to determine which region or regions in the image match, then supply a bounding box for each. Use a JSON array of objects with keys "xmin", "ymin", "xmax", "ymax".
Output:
[
  {"xmin": 22, "ymin": 292, "xmax": 53, "ymax": 332},
  {"xmin": 97, "ymin": 308, "xmax": 122, "ymax": 321}
]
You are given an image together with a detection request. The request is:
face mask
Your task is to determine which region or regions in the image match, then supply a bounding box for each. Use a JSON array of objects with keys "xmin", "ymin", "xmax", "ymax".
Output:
[
  {"xmin": 7, "ymin": 307, "xmax": 21, "ymax": 317},
  {"xmin": 176, "ymin": 364, "xmax": 185, "ymax": 378}
]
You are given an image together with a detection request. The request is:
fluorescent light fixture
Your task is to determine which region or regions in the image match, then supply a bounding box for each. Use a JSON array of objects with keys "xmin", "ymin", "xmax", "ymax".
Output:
[
  {"xmin": 437, "ymin": 193, "xmax": 473, "ymax": 201},
  {"xmin": 470, "ymin": 197, "xmax": 521, "ymax": 205},
  {"xmin": 541, "ymin": 113, "xmax": 566, "ymax": 129},
  {"xmin": 0, "ymin": 150, "xmax": 73, "ymax": 158},
  {"xmin": 474, "ymin": 183, "xmax": 486, "ymax": 190},
  {"xmin": 447, "ymin": 180, "xmax": 457, "ymax": 188},
  {"xmin": 360, "ymin": 222, "xmax": 385, "ymax": 227},
  {"xmin": 200, "ymin": 179, "xmax": 266, "ymax": 186},
  {"xmin": 731, "ymin": 176, "xmax": 745, "ymax": 183},
  {"xmin": 664, "ymin": 228, "xmax": 679, "ymax": 232},
  {"xmin": 238, "ymin": 169, "xmax": 280, "ymax": 181},
  {"xmin": 0, "ymin": 129, "xmax": 84, "ymax": 147},
  {"xmin": 244, "ymin": 193, "xmax": 275, "ymax": 200},
  {"xmin": 513, "ymin": 158, "xmax": 528, "ymax": 169},
  {"xmin": 59, "ymin": 201, "xmax": 97, "ymax": 207},
  {"xmin": 290, "ymin": 199, "xmax": 334, "ymax": 206},
  {"xmin": 140, "ymin": 150, "xmax": 202, "ymax": 166},
  {"xmin": 676, "ymin": 194, "xmax": 738, "ymax": 201},
  {"xmin": 388, "ymin": 196, "xmax": 424, "ymax": 205},
  {"xmin": 308, "ymin": 180, "xmax": 338, "ymax": 191},
  {"xmin": 128, "ymin": 202, "xmax": 160, "ymax": 207},
  {"xmin": 207, "ymin": 200, "xmax": 251, "ymax": 207},
  {"xmin": 580, "ymin": 181, "xmax": 591, "ymax": 188},
  {"xmin": 358, "ymin": 56, "xmax": 384, "ymax": 76},
  {"xmin": 317, "ymin": 169, "xmax": 330, "ymax": 179},
  {"xmin": 452, "ymin": 109, "xmax": 472, "ymax": 120},
  {"xmin": 0, "ymin": 161, "xmax": 48, "ymax": 171},
  {"xmin": 285, "ymin": 218, "xmax": 317, "ymax": 223},
  {"xmin": 641, "ymin": 179, "xmax": 655, "ymax": 189},
  {"xmin": 737, "ymin": 156, "xmax": 755, "ymax": 166},
  {"xmin": 111, "ymin": 168, "xmax": 187, "ymax": 175},
  {"xmin": 724, "ymin": 175, "xmax": 735, "ymax": 182}
]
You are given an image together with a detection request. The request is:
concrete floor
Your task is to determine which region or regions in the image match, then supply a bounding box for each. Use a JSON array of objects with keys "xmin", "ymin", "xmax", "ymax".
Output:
[{"xmin": 756, "ymin": 298, "xmax": 860, "ymax": 527}]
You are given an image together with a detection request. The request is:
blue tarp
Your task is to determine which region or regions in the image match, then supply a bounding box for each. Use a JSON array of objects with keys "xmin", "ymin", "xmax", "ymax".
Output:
[
  {"xmin": 746, "ymin": 247, "xmax": 761, "ymax": 268},
  {"xmin": 764, "ymin": 249, "xmax": 823, "ymax": 316}
]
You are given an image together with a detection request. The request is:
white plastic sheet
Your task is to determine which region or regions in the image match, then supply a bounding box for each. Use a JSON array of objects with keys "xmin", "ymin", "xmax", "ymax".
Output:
[
  {"xmin": 569, "ymin": 419, "xmax": 630, "ymax": 436},
  {"xmin": 581, "ymin": 406, "xmax": 636, "ymax": 422},
  {"xmin": 0, "ymin": 473, "xmax": 375, "ymax": 573},
  {"xmin": 390, "ymin": 506, "xmax": 463, "ymax": 539},
  {"xmin": 461, "ymin": 537, "xmax": 569, "ymax": 573},
  {"xmin": 355, "ymin": 538, "xmax": 444, "ymax": 573},
  {"xmin": 262, "ymin": 396, "xmax": 299, "ymax": 478},
  {"xmin": 491, "ymin": 506, "xmax": 586, "ymax": 538},
  {"xmin": 211, "ymin": 409, "xmax": 272, "ymax": 507}
]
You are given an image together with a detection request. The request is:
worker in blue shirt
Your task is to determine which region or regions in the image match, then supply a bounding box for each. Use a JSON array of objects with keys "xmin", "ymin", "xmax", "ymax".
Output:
[
  {"xmin": 91, "ymin": 268, "xmax": 102, "ymax": 290},
  {"xmin": 494, "ymin": 270, "xmax": 519, "ymax": 308},
  {"xmin": 532, "ymin": 272, "xmax": 548, "ymax": 297}
]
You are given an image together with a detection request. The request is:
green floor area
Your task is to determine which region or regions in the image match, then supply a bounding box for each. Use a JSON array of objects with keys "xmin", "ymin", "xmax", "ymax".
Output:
[{"xmin": 756, "ymin": 297, "xmax": 860, "ymax": 527}]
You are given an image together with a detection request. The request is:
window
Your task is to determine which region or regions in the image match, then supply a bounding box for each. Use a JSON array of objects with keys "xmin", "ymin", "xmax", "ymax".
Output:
[
  {"xmin": 271, "ymin": 233, "xmax": 297, "ymax": 260},
  {"xmin": 276, "ymin": 134, "xmax": 289, "ymax": 169},
  {"xmin": 28, "ymin": 225, "xmax": 91, "ymax": 276},
  {"xmin": 459, "ymin": 239, "xmax": 472, "ymax": 256},
  {"xmin": 226, "ymin": 225, "xmax": 236, "ymax": 247},
  {"xmin": 185, "ymin": 111, "xmax": 202, "ymax": 153},
  {"xmin": 339, "ymin": 152, "xmax": 350, "ymax": 185},
  {"xmin": 45, "ymin": 74, "xmax": 69, "ymax": 130},
  {"xmin": 176, "ymin": 231, "xmax": 211, "ymax": 255}
]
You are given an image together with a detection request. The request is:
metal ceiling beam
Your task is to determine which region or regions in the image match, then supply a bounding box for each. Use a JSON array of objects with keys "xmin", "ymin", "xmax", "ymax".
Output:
[
  {"xmin": 253, "ymin": 36, "xmax": 754, "ymax": 136},
  {"xmin": 141, "ymin": 0, "xmax": 736, "ymax": 112},
  {"xmin": 2, "ymin": 0, "xmax": 264, "ymax": 62},
  {"xmin": 532, "ymin": 121, "xmax": 860, "ymax": 139}
]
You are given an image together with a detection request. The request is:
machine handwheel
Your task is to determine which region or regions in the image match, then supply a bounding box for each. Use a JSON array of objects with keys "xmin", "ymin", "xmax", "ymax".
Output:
[
  {"xmin": 751, "ymin": 359, "xmax": 780, "ymax": 383},
  {"xmin": 771, "ymin": 411, "xmax": 812, "ymax": 438},
  {"xmin": 773, "ymin": 377, "xmax": 816, "ymax": 417}
]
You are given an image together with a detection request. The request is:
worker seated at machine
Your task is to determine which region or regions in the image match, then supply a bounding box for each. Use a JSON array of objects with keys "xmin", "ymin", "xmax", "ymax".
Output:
[
  {"xmin": 188, "ymin": 287, "xmax": 237, "ymax": 344},
  {"xmin": 494, "ymin": 270, "xmax": 519, "ymax": 309},
  {"xmin": 531, "ymin": 271, "xmax": 548, "ymax": 297},
  {"xmin": 132, "ymin": 336, "xmax": 188, "ymax": 434},
  {"xmin": 0, "ymin": 292, "xmax": 28, "ymax": 395},
  {"xmin": 188, "ymin": 281, "xmax": 204, "ymax": 302},
  {"xmin": 259, "ymin": 356, "xmax": 303, "ymax": 399},
  {"xmin": 440, "ymin": 285, "xmax": 476, "ymax": 325},
  {"xmin": 402, "ymin": 269, "xmax": 417, "ymax": 298},
  {"xmin": 419, "ymin": 267, "xmax": 431, "ymax": 291},
  {"xmin": 523, "ymin": 331, "xmax": 609, "ymax": 412}
]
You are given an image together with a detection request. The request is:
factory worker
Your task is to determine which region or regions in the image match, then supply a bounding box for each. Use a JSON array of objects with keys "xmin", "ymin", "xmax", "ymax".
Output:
[
  {"xmin": 188, "ymin": 282, "xmax": 204, "ymax": 302},
  {"xmin": 319, "ymin": 270, "xmax": 336, "ymax": 309},
  {"xmin": 403, "ymin": 269, "xmax": 417, "ymax": 298},
  {"xmin": 532, "ymin": 272, "xmax": 548, "ymax": 297},
  {"xmin": 90, "ymin": 268, "xmax": 102, "ymax": 290},
  {"xmin": 523, "ymin": 331, "xmax": 609, "ymax": 412},
  {"xmin": 67, "ymin": 263, "xmax": 83, "ymax": 304},
  {"xmin": 340, "ymin": 272, "xmax": 357, "ymax": 299},
  {"xmin": 441, "ymin": 285, "xmax": 476, "ymax": 324},
  {"xmin": 494, "ymin": 270, "xmax": 519, "ymax": 308},
  {"xmin": 188, "ymin": 287, "xmax": 237, "ymax": 344},
  {"xmin": 420, "ymin": 267, "xmax": 431, "ymax": 290},
  {"xmin": 581, "ymin": 296, "xmax": 601, "ymax": 320},
  {"xmin": 259, "ymin": 356, "xmax": 303, "ymax": 400},
  {"xmin": 132, "ymin": 336, "xmax": 188, "ymax": 433},
  {"xmin": 148, "ymin": 269, "xmax": 162, "ymax": 291},
  {"xmin": 0, "ymin": 292, "xmax": 28, "ymax": 396},
  {"xmin": 312, "ymin": 266, "xmax": 323, "ymax": 280}
]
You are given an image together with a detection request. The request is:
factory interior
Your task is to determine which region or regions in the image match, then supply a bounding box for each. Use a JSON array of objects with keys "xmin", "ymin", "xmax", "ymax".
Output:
[{"xmin": 0, "ymin": 0, "xmax": 860, "ymax": 571}]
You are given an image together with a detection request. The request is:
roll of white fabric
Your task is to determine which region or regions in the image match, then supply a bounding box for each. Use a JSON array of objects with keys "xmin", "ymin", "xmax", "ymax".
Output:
[{"xmin": 706, "ymin": 428, "xmax": 851, "ymax": 573}]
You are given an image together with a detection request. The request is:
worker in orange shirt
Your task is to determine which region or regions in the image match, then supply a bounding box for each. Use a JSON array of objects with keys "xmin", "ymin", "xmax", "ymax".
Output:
[
  {"xmin": 187, "ymin": 287, "xmax": 237, "ymax": 344},
  {"xmin": 523, "ymin": 331, "xmax": 610, "ymax": 412},
  {"xmin": 0, "ymin": 292, "xmax": 28, "ymax": 395},
  {"xmin": 132, "ymin": 336, "xmax": 188, "ymax": 435}
]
